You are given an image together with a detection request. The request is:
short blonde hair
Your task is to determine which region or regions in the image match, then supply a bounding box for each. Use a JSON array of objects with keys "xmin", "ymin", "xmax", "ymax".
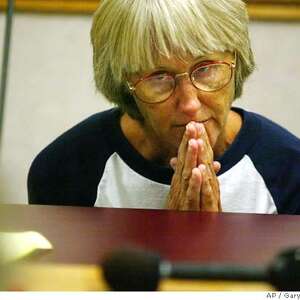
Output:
[{"xmin": 91, "ymin": 0, "xmax": 255, "ymax": 120}]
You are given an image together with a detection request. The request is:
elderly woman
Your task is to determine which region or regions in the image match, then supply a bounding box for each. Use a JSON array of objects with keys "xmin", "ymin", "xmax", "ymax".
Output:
[{"xmin": 28, "ymin": 0, "xmax": 300, "ymax": 214}]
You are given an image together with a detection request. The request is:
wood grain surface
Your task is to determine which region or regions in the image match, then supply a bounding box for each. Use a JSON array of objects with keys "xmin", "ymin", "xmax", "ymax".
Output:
[
  {"xmin": 1, "ymin": 204, "xmax": 300, "ymax": 266},
  {"xmin": 2, "ymin": 204, "xmax": 298, "ymax": 290}
]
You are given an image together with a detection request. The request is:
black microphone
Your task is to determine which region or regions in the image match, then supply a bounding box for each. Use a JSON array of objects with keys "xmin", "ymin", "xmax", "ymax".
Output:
[{"xmin": 101, "ymin": 247, "xmax": 300, "ymax": 291}]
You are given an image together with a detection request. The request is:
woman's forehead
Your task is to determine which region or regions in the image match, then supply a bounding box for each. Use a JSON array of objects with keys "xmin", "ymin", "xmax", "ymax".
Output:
[
  {"xmin": 129, "ymin": 50, "xmax": 234, "ymax": 78},
  {"xmin": 157, "ymin": 51, "xmax": 233, "ymax": 67}
]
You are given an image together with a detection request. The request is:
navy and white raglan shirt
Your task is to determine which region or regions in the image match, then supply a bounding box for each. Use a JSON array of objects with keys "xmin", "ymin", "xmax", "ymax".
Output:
[{"xmin": 27, "ymin": 107, "xmax": 300, "ymax": 214}]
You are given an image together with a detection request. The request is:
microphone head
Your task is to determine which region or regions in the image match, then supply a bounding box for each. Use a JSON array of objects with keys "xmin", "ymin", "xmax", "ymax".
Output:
[
  {"xmin": 101, "ymin": 248, "xmax": 161, "ymax": 291},
  {"xmin": 268, "ymin": 247, "xmax": 300, "ymax": 291}
]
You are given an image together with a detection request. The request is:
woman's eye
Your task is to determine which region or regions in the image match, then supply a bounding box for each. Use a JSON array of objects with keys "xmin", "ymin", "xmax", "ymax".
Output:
[
  {"xmin": 201, "ymin": 67, "xmax": 210, "ymax": 72},
  {"xmin": 195, "ymin": 66, "xmax": 211, "ymax": 75},
  {"xmin": 152, "ymin": 73, "xmax": 171, "ymax": 81}
]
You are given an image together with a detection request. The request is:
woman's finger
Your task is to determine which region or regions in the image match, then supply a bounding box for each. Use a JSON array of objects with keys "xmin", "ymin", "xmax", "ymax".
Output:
[
  {"xmin": 181, "ymin": 139, "xmax": 198, "ymax": 188},
  {"xmin": 200, "ymin": 165, "xmax": 219, "ymax": 212},
  {"xmin": 169, "ymin": 157, "xmax": 177, "ymax": 170},
  {"xmin": 184, "ymin": 167, "xmax": 202, "ymax": 210},
  {"xmin": 213, "ymin": 161, "xmax": 221, "ymax": 174},
  {"xmin": 175, "ymin": 123, "xmax": 195, "ymax": 175}
]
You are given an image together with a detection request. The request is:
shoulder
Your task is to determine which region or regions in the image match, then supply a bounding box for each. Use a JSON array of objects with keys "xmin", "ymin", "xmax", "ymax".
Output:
[
  {"xmin": 53, "ymin": 108, "xmax": 119, "ymax": 144},
  {"xmin": 240, "ymin": 109, "xmax": 300, "ymax": 214},
  {"xmin": 31, "ymin": 108, "xmax": 119, "ymax": 166},
  {"xmin": 27, "ymin": 108, "xmax": 120, "ymax": 206},
  {"xmin": 220, "ymin": 108, "xmax": 300, "ymax": 172},
  {"xmin": 243, "ymin": 109, "xmax": 300, "ymax": 158}
]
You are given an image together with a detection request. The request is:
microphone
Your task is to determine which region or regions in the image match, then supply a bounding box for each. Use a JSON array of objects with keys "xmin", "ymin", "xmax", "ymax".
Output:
[{"xmin": 101, "ymin": 247, "xmax": 300, "ymax": 291}]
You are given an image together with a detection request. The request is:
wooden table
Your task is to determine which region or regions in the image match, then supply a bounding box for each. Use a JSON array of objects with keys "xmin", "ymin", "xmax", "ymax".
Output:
[{"xmin": 1, "ymin": 204, "xmax": 300, "ymax": 290}]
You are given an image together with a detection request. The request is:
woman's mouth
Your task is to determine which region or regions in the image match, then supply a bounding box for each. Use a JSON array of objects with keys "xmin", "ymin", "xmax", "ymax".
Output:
[{"xmin": 173, "ymin": 119, "xmax": 210, "ymax": 128}]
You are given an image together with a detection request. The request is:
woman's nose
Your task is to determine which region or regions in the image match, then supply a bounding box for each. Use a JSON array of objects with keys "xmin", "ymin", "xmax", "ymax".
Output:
[{"xmin": 175, "ymin": 76, "xmax": 201, "ymax": 116}]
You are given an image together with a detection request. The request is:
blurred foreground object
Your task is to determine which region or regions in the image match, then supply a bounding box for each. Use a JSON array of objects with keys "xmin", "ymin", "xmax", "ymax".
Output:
[
  {"xmin": 0, "ymin": 231, "xmax": 52, "ymax": 264},
  {"xmin": 0, "ymin": 231, "xmax": 52, "ymax": 290},
  {"xmin": 102, "ymin": 247, "xmax": 300, "ymax": 291}
]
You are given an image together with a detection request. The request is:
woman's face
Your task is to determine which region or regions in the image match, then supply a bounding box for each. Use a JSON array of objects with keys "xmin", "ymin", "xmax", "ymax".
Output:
[{"xmin": 128, "ymin": 51, "xmax": 236, "ymax": 161}]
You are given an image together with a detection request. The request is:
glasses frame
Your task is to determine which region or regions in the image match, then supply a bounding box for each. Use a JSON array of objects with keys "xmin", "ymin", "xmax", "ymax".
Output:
[{"xmin": 127, "ymin": 58, "xmax": 236, "ymax": 104}]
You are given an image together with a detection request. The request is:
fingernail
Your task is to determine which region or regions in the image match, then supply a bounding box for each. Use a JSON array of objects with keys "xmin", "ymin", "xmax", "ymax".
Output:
[
  {"xmin": 198, "ymin": 123, "xmax": 204, "ymax": 133},
  {"xmin": 192, "ymin": 167, "xmax": 199, "ymax": 177},
  {"xmin": 170, "ymin": 158, "xmax": 177, "ymax": 170},
  {"xmin": 195, "ymin": 122, "xmax": 201, "ymax": 132},
  {"xmin": 197, "ymin": 139, "xmax": 203, "ymax": 146},
  {"xmin": 188, "ymin": 139, "xmax": 196, "ymax": 147},
  {"xmin": 186, "ymin": 123, "xmax": 192, "ymax": 134},
  {"xmin": 198, "ymin": 164, "xmax": 206, "ymax": 172},
  {"xmin": 197, "ymin": 139, "xmax": 204, "ymax": 151}
]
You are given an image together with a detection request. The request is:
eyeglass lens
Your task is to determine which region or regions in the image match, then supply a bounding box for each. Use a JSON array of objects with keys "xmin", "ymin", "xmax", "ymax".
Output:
[{"xmin": 135, "ymin": 63, "xmax": 232, "ymax": 103}]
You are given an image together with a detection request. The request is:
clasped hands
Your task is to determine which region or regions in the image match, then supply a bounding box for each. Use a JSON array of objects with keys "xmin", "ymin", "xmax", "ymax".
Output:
[{"xmin": 167, "ymin": 122, "xmax": 221, "ymax": 212}]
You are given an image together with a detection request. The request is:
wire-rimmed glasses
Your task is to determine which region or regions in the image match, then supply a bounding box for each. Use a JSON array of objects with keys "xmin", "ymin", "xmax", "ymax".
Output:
[{"xmin": 127, "ymin": 59, "xmax": 236, "ymax": 104}]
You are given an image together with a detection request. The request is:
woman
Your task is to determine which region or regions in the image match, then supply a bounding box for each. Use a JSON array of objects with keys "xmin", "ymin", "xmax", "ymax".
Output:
[{"xmin": 28, "ymin": 0, "xmax": 300, "ymax": 214}]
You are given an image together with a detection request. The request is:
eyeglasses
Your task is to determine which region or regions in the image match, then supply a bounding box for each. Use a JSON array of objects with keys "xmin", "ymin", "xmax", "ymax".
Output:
[{"xmin": 127, "ymin": 59, "xmax": 236, "ymax": 104}]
